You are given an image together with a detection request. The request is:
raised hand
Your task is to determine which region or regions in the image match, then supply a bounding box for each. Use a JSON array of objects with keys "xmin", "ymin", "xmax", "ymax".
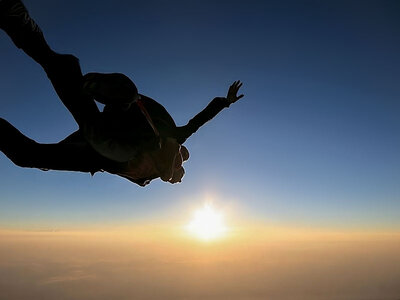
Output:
[{"xmin": 226, "ymin": 80, "xmax": 244, "ymax": 104}]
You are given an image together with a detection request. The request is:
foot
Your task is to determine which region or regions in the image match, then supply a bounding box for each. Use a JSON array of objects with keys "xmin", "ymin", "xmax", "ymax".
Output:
[{"xmin": 0, "ymin": 0, "xmax": 41, "ymax": 35}]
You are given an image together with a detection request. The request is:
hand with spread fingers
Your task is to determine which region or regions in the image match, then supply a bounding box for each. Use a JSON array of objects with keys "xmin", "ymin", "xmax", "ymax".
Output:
[
  {"xmin": 0, "ymin": 0, "xmax": 246, "ymax": 187},
  {"xmin": 226, "ymin": 80, "xmax": 244, "ymax": 105}
]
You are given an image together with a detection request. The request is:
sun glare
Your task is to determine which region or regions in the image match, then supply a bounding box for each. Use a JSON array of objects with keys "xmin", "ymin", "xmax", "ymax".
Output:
[{"xmin": 186, "ymin": 203, "xmax": 227, "ymax": 241}]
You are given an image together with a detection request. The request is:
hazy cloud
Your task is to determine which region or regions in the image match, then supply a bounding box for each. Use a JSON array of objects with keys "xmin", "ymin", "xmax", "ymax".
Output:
[{"xmin": 1, "ymin": 229, "xmax": 400, "ymax": 300}]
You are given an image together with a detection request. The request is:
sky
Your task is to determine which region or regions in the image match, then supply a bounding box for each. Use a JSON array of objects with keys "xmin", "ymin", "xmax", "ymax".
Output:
[
  {"xmin": 0, "ymin": 0, "xmax": 400, "ymax": 299},
  {"xmin": 0, "ymin": 0, "xmax": 399, "ymax": 229}
]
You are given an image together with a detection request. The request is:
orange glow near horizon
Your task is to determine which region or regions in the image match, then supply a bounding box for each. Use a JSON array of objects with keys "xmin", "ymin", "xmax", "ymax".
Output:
[{"xmin": 1, "ymin": 226, "xmax": 400, "ymax": 300}]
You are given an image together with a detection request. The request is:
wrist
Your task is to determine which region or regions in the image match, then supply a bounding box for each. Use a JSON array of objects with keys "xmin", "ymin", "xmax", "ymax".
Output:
[{"xmin": 215, "ymin": 97, "xmax": 230, "ymax": 108}]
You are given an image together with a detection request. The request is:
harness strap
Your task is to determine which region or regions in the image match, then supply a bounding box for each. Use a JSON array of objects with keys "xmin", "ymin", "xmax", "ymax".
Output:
[{"xmin": 135, "ymin": 98, "xmax": 161, "ymax": 141}]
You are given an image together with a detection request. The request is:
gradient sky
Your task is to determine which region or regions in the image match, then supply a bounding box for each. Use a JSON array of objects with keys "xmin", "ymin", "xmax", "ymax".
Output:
[{"xmin": 0, "ymin": 0, "xmax": 399, "ymax": 231}]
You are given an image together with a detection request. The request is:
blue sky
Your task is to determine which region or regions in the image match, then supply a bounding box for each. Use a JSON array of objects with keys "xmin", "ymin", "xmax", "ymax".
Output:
[{"xmin": 0, "ymin": 0, "xmax": 399, "ymax": 230}]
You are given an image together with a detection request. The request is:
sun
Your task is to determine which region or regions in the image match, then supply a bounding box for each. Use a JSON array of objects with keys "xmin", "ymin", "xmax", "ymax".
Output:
[{"xmin": 185, "ymin": 203, "xmax": 227, "ymax": 241}]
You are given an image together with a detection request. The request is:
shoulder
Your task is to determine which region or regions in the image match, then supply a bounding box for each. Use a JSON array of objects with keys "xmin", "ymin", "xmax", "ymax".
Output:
[{"xmin": 140, "ymin": 94, "xmax": 177, "ymax": 136}]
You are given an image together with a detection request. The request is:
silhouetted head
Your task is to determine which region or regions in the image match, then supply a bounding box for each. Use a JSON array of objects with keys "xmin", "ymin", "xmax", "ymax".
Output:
[
  {"xmin": 169, "ymin": 166, "xmax": 185, "ymax": 184},
  {"xmin": 166, "ymin": 144, "xmax": 189, "ymax": 184},
  {"xmin": 180, "ymin": 145, "xmax": 189, "ymax": 161}
]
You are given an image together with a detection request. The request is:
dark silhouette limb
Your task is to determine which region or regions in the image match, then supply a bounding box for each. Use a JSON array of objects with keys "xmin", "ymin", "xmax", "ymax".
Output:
[
  {"xmin": 0, "ymin": 0, "xmax": 100, "ymax": 128},
  {"xmin": 0, "ymin": 0, "xmax": 151, "ymax": 162},
  {"xmin": 0, "ymin": 118, "xmax": 110, "ymax": 173},
  {"xmin": 0, "ymin": 0, "xmax": 245, "ymax": 186}
]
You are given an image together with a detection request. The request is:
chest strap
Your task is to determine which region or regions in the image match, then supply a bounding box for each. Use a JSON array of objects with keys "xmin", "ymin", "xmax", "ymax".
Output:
[{"xmin": 135, "ymin": 98, "xmax": 161, "ymax": 142}]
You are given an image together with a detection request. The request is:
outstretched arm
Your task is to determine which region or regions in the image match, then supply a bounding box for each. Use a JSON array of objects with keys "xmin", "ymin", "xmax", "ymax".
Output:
[{"xmin": 175, "ymin": 81, "xmax": 244, "ymax": 144}]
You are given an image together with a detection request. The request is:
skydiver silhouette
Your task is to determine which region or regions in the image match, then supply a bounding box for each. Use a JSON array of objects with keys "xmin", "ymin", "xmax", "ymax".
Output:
[{"xmin": 0, "ymin": 0, "xmax": 244, "ymax": 186}]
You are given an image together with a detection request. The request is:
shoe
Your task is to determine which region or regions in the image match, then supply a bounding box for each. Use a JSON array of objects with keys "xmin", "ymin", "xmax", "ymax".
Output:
[{"xmin": 0, "ymin": 0, "xmax": 41, "ymax": 33}]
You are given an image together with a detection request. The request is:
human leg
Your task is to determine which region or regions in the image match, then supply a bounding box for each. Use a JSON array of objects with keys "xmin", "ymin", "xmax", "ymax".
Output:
[
  {"xmin": 0, "ymin": 1, "xmax": 163, "ymax": 166},
  {"xmin": 0, "ymin": 0, "xmax": 100, "ymax": 127},
  {"xmin": 0, "ymin": 118, "xmax": 107, "ymax": 173},
  {"xmin": 0, "ymin": 0, "xmax": 52, "ymax": 65}
]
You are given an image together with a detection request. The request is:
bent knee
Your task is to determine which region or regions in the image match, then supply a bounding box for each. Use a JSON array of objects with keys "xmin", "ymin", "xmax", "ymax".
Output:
[{"xmin": 0, "ymin": 118, "xmax": 38, "ymax": 168}]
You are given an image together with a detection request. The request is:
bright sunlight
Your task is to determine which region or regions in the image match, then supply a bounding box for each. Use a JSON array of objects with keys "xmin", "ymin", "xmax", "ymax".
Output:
[{"xmin": 185, "ymin": 203, "xmax": 228, "ymax": 241}]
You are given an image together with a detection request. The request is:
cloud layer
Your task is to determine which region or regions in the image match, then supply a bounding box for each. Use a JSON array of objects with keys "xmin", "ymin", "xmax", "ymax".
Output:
[{"xmin": 1, "ymin": 228, "xmax": 400, "ymax": 300}]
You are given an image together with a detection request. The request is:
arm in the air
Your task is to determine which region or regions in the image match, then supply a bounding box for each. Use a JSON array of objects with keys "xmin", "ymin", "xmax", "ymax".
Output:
[{"xmin": 175, "ymin": 81, "xmax": 244, "ymax": 144}]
